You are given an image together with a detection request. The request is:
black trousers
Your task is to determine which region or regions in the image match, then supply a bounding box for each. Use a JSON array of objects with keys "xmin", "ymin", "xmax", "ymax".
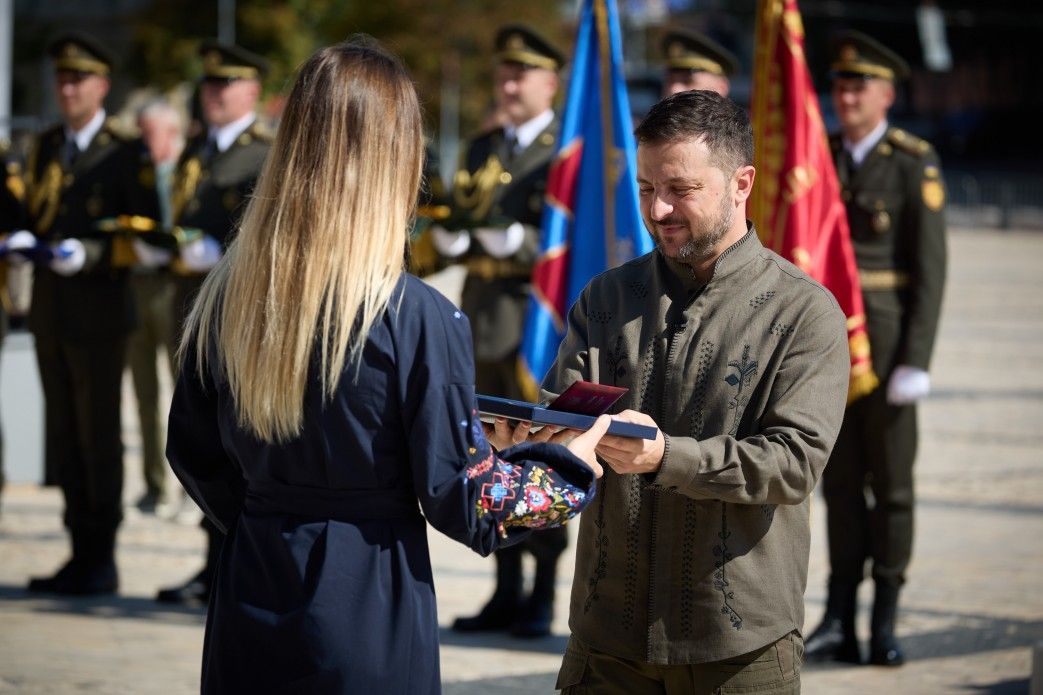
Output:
[
  {"xmin": 822, "ymin": 385, "xmax": 917, "ymax": 589},
  {"xmin": 34, "ymin": 333, "xmax": 127, "ymax": 562},
  {"xmin": 474, "ymin": 355, "xmax": 569, "ymax": 605}
]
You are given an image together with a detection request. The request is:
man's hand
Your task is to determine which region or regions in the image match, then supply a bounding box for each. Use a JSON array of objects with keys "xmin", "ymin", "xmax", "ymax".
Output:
[
  {"xmin": 180, "ymin": 235, "xmax": 223, "ymax": 272},
  {"xmin": 49, "ymin": 238, "xmax": 87, "ymax": 276},
  {"xmin": 886, "ymin": 365, "xmax": 930, "ymax": 405},
  {"xmin": 133, "ymin": 238, "xmax": 173, "ymax": 268},
  {"xmin": 429, "ymin": 225, "xmax": 471, "ymax": 257},
  {"xmin": 594, "ymin": 409, "xmax": 665, "ymax": 475}
]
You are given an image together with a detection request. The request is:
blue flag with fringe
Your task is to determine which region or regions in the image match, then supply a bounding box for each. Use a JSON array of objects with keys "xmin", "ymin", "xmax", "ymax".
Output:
[{"xmin": 518, "ymin": 0, "xmax": 653, "ymax": 401}]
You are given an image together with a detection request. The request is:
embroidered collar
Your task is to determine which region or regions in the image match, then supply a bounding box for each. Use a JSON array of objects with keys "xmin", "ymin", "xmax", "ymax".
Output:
[{"xmin": 659, "ymin": 222, "xmax": 762, "ymax": 293}]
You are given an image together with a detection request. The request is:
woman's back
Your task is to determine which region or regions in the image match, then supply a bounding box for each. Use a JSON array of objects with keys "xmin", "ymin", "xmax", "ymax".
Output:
[
  {"xmin": 165, "ymin": 39, "xmax": 603, "ymax": 695},
  {"xmin": 169, "ymin": 275, "xmax": 597, "ymax": 693}
]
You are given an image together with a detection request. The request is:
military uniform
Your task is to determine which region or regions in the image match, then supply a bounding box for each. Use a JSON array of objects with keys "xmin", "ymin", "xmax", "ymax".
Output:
[
  {"xmin": 453, "ymin": 118, "xmax": 558, "ymax": 392},
  {"xmin": 169, "ymin": 116, "xmax": 272, "ymax": 330},
  {"xmin": 0, "ymin": 143, "xmax": 28, "ymax": 510},
  {"xmin": 126, "ymin": 140, "xmax": 178, "ymax": 511},
  {"xmin": 807, "ymin": 31, "xmax": 947, "ymax": 667},
  {"xmin": 24, "ymin": 33, "xmax": 161, "ymax": 595},
  {"xmin": 443, "ymin": 25, "xmax": 567, "ymax": 638},
  {"xmin": 156, "ymin": 41, "xmax": 272, "ymax": 606}
]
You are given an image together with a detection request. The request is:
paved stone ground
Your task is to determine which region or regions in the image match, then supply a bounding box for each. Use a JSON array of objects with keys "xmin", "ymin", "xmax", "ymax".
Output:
[{"xmin": 1, "ymin": 227, "xmax": 1040, "ymax": 693}]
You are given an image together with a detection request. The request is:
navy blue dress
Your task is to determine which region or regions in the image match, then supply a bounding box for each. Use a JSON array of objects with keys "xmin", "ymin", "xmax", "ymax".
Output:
[{"xmin": 166, "ymin": 275, "xmax": 595, "ymax": 694}]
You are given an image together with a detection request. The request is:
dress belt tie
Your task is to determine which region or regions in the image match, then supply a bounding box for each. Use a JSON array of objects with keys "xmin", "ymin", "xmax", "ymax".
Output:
[{"xmin": 244, "ymin": 479, "xmax": 420, "ymax": 521}]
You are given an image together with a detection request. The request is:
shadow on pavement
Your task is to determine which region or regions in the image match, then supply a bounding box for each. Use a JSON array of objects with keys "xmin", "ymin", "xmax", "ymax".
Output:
[
  {"xmin": 900, "ymin": 616, "xmax": 1043, "ymax": 662},
  {"xmin": 443, "ymin": 671, "xmax": 557, "ymax": 694},
  {"xmin": 802, "ymin": 613, "xmax": 1042, "ymax": 670},
  {"xmin": 958, "ymin": 678, "xmax": 1031, "ymax": 694},
  {"xmin": 0, "ymin": 584, "xmax": 206, "ymax": 625},
  {"xmin": 438, "ymin": 626, "xmax": 569, "ymax": 655}
]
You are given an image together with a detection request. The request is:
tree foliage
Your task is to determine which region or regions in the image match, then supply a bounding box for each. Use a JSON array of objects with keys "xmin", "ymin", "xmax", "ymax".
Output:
[{"xmin": 129, "ymin": 0, "xmax": 574, "ymax": 136}]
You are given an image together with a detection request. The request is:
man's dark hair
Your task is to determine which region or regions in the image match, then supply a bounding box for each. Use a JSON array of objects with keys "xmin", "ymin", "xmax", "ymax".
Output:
[{"xmin": 634, "ymin": 90, "xmax": 753, "ymax": 174}]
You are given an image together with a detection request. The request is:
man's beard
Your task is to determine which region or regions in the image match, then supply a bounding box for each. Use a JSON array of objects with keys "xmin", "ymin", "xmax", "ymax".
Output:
[{"xmin": 653, "ymin": 194, "xmax": 734, "ymax": 264}]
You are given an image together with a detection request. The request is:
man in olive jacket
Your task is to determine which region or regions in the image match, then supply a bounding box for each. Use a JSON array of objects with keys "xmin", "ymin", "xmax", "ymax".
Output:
[{"xmin": 543, "ymin": 91, "xmax": 850, "ymax": 692}]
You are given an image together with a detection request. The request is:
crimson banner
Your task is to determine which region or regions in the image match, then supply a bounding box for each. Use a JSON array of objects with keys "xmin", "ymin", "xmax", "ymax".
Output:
[{"xmin": 750, "ymin": 0, "xmax": 878, "ymax": 401}]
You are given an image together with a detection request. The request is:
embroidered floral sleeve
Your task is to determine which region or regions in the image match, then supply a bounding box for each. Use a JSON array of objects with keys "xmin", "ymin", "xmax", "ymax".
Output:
[{"xmin": 461, "ymin": 409, "xmax": 594, "ymax": 539}]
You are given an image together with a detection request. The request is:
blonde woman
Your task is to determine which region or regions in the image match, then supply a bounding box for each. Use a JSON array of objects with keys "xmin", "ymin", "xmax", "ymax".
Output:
[{"xmin": 167, "ymin": 39, "xmax": 607, "ymax": 694}]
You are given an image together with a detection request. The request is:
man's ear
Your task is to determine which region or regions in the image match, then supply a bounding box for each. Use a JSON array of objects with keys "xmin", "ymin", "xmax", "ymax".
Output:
[{"xmin": 734, "ymin": 165, "xmax": 755, "ymax": 205}]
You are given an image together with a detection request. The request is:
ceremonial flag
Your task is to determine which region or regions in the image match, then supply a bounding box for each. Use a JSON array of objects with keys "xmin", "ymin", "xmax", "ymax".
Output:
[
  {"xmin": 518, "ymin": 0, "xmax": 654, "ymax": 401},
  {"xmin": 750, "ymin": 0, "xmax": 878, "ymax": 401}
]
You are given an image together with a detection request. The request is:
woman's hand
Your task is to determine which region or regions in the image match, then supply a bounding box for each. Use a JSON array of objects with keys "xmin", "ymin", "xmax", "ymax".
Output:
[
  {"xmin": 484, "ymin": 415, "xmax": 610, "ymax": 478},
  {"xmin": 483, "ymin": 418, "xmax": 537, "ymax": 451},
  {"xmin": 561, "ymin": 415, "xmax": 611, "ymax": 478}
]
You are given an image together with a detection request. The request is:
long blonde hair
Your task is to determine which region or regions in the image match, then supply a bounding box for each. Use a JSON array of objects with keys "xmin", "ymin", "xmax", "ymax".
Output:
[{"xmin": 181, "ymin": 39, "xmax": 424, "ymax": 443}]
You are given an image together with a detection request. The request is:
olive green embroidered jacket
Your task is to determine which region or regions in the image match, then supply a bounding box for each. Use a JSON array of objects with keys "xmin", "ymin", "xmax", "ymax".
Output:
[{"xmin": 544, "ymin": 227, "xmax": 850, "ymax": 664}]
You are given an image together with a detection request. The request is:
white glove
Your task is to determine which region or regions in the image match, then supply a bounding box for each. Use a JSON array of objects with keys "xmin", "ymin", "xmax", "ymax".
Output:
[
  {"xmin": 132, "ymin": 238, "xmax": 173, "ymax": 269},
  {"xmin": 49, "ymin": 238, "xmax": 87, "ymax": 276},
  {"xmin": 887, "ymin": 365, "xmax": 931, "ymax": 405},
  {"xmin": 179, "ymin": 235, "xmax": 223, "ymax": 272},
  {"xmin": 429, "ymin": 224, "xmax": 471, "ymax": 257},
  {"xmin": 5, "ymin": 230, "xmax": 38, "ymax": 264},
  {"xmin": 473, "ymin": 221, "xmax": 526, "ymax": 259}
]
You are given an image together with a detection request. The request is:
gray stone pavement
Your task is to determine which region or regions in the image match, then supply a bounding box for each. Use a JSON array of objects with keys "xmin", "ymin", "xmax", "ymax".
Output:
[{"xmin": 0, "ymin": 227, "xmax": 1041, "ymax": 693}]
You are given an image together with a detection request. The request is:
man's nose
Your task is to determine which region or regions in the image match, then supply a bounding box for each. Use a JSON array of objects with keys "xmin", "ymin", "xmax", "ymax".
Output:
[{"xmin": 650, "ymin": 195, "xmax": 672, "ymax": 221}]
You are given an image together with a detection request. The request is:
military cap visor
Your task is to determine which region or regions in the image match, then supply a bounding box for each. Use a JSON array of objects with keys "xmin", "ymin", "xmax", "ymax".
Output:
[
  {"xmin": 495, "ymin": 24, "xmax": 565, "ymax": 71},
  {"xmin": 200, "ymin": 41, "xmax": 269, "ymax": 81},
  {"xmin": 830, "ymin": 30, "xmax": 910, "ymax": 81},
  {"xmin": 661, "ymin": 29, "xmax": 738, "ymax": 77},
  {"xmin": 47, "ymin": 32, "xmax": 112, "ymax": 76}
]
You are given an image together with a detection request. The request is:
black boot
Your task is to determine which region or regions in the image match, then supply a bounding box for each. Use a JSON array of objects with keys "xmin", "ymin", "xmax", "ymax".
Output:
[
  {"xmin": 869, "ymin": 583, "xmax": 905, "ymax": 666},
  {"xmin": 804, "ymin": 580, "xmax": 862, "ymax": 664},
  {"xmin": 452, "ymin": 547, "xmax": 522, "ymax": 632},
  {"xmin": 510, "ymin": 544, "xmax": 560, "ymax": 638},
  {"xmin": 510, "ymin": 598, "xmax": 553, "ymax": 638},
  {"xmin": 28, "ymin": 528, "xmax": 118, "ymax": 596},
  {"xmin": 158, "ymin": 522, "xmax": 221, "ymax": 606},
  {"xmin": 452, "ymin": 595, "xmax": 521, "ymax": 632},
  {"xmin": 156, "ymin": 567, "xmax": 211, "ymax": 605}
]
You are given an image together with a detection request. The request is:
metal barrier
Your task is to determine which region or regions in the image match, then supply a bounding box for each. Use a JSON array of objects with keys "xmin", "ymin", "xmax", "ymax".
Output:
[{"xmin": 946, "ymin": 170, "xmax": 1043, "ymax": 230}]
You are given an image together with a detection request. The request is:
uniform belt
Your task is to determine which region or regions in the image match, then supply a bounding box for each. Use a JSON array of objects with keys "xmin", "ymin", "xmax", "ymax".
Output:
[
  {"xmin": 464, "ymin": 256, "xmax": 532, "ymax": 281},
  {"xmin": 859, "ymin": 269, "xmax": 910, "ymax": 291},
  {"xmin": 244, "ymin": 480, "xmax": 420, "ymax": 521}
]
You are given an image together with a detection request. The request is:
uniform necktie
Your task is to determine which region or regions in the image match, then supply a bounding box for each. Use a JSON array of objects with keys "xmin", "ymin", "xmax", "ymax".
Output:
[
  {"xmin": 839, "ymin": 149, "xmax": 856, "ymax": 184},
  {"xmin": 63, "ymin": 138, "xmax": 80, "ymax": 168},
  {"xmin": 502, "ymin": 132, "xmax": 518, "ymax": 167},
  {"xmin": 201, "ymin": 134, "xmax": 218, "ymax": 164}
]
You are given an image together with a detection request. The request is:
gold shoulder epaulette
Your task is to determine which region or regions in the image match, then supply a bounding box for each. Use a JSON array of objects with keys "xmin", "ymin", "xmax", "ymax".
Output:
[
  {"xmin": 887, "ymin": 128, "xmax": 932, "ymax": 157},
  {"xmin": 103, "ymin": 117, "xmax": 139, "ymax": 142},
  {"xmin": 248, "ymin": 120, "xmax": 275, "ymax": 143}
]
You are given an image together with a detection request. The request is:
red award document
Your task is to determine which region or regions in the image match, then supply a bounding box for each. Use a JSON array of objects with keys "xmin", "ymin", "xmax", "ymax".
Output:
[{"xmin": 477, "ymin": 381, "xmax": 656, "ymax": 440}]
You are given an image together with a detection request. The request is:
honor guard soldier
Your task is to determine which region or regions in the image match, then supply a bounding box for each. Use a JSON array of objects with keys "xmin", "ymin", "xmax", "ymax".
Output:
[
  {"xmin": 127, "ymin": 100, "xmax": 184, "ymax": 514},
  {"xmin": 437, "ymin": 24, "xmax": 566, "ymax": 638},
  {"xmin": 804, "ymin": 30, "xmax": 947, "ymax": 667},
  {"xmin": 0, "ymin": 141, "xmax": 28, "ymax": 516},
  {"xmin": 16, "ymin": 31, "xmax": 161, "ymax": 595},
  {"xmin": 154, "ymin": 40, "xmax": 272, "ymax": 607},
  {"xmin": 660, "ymin": 27, "xmax": 739, "ymax": 98}
]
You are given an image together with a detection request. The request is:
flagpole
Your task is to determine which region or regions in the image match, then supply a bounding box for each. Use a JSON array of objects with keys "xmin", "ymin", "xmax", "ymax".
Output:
[{"xmin": 594, "ymin": 0, "xmax": 617, "ymax": 268}]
